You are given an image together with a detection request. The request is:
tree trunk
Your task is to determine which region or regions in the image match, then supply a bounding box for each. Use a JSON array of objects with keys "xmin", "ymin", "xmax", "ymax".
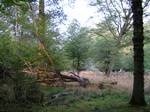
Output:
[
  {"xmin": 38, "ymin": 0, "xmax": 46, "ymax": 37},
  {"xmin": 129, "ymin": 0, "xmax": 146, "ymax": 106},
  {"xmin": 36, "ymin": 0, "xmax": 53, "ymax": 65},
  {"xmin": 38, "ymin": 0, "xmax": 46, "ymax": 50},
  {"xmin": 14, "ymin": 6, "xmax": 19, "ymax": 37},
  {"xmin": 77, "ymin": 56, "xmax": 80, "ymax": 75}
]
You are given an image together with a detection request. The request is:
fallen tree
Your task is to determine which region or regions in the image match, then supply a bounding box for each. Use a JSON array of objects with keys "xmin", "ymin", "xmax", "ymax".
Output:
[
  {"xmin": 23, "ymin": 68, "xmax": 90, "ymax": 87},
  {"xmin": 58, "ymin": 71, "xmax": 90, "ymax": 87}
]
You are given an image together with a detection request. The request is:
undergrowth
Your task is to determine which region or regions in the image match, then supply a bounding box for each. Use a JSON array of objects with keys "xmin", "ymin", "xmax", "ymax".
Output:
[
  {"xmin": 38, "ymin": 87, "xmax": 150, "ymax": 112},
  {"xmin": 1, "ymin": 85, "xmax": 150, "ymax": 112}
]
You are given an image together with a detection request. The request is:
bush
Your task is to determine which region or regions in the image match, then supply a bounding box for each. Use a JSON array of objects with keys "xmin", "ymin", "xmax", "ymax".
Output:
[
  {"xmin": 0, "ymin": 72, "xmax": 44, "ymax": 105},
  {"xmin": 0, "ymin": 37, "xmax": 23, "ymax": 71},
  {"xmin": 26, "ymin": 82, "xmax": 44, "ymax": 103}
]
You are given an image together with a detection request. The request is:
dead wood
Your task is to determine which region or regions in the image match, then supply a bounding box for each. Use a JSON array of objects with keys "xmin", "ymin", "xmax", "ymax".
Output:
[
  {"xmin": 98, "ymin": 81, "xmax": 117, "ymax": 89},
  {"xmin": 56, "ymin": 71, "xmax": 90, "ymax": 87},
  {"xmin": 23, "ymin": 67, "xmax": 90, "ymax": 87},
  {"xmin": 45, "ymin": 91, "xmax": 72, "ymax": 105}
]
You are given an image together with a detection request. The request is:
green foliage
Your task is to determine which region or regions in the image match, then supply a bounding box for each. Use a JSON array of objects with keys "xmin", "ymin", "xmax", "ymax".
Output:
[
  {"xmin": 0, "ymin": 37, "xmax": 23, "ymax": 70},
  {"xmin": 119, "ymin": 51, "xmax": 133, "ymax": 71},
  {"xmin": 0, "ymin": 0, "xmax": 35, "ymax": 13},
  {"xmin": 52, "ymin": 48, "xmax": 69, "ymax": 70},
  {"xmin": 64, "ymin": 27, "xmax": 90, "ymax": 71},
  {"xmin": 41, "ymin": 86, "xmax": 64, "ymax": 95},
  {"xmin": 35, "ymin": 89, "xmax": 150, "ymax": 112},
  {"xmin": 92, "ymin": 37, "xmax": 134, "ymax": 72},
  {"xmin": 13, "ymin": 73, "xmax": 43, "ymax": 104},
  {"xmin": 93, "ymin": 38, "xmax": 118, "ymax": 72},
  {"xmin": 0, "ymin": 72, "xmax": 44, "ymax": 106},
  {"xmin": 144, "ymin": 44, "xmax": 150, "ymax": 72},
  {"xmin": 0, "ymin": 37, "xmax": 39, "ymax": 71},
  {"xmin": 37, "ymin": 89, "xmax": 150, "ymax": 112}
]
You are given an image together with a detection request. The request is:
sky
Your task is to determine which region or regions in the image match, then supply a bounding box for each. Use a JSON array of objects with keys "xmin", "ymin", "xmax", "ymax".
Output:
[
  {"xmin": 45, "ymin": 0, "xmax": 150, "ymax": 34},
  {"xmin": 54, "ymin": 0, "xmax": 100, "ymax": 33},
  {"xmin": 62, "ymin": 0, "xmax": 99, "ymax": 27}
]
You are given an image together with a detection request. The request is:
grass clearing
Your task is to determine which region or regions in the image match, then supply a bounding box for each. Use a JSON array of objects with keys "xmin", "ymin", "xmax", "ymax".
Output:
[
  {"xmin": 37, "ymin": 87, "xmax": 150, "ymax": 112},
  {"xmin": 3, "ymin": 89, "xmax": 150, "ymax": 112},
  {"xmin": 36, "ymin": 72, "xmax": 150, "ymax": 112}
]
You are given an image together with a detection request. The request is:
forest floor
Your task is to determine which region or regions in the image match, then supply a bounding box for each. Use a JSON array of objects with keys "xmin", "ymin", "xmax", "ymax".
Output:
[
  {"xmin": 35, "ymin": 71, "xmax": 150, "ymax": 112},
  {"xmin": 3, "ymin": 71, "xmax": 150, "ymax": 112}
]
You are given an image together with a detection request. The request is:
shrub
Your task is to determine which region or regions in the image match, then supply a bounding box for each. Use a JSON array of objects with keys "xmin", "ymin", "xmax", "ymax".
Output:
[{"xmin": 0, "ymin": 72, "xmax": 44, "ymax": 105}]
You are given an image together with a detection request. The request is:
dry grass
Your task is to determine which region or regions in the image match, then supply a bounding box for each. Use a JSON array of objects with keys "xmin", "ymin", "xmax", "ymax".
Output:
[{"xmin": 78, "ymin": 71, "xmax": 150, "ymax": 94}]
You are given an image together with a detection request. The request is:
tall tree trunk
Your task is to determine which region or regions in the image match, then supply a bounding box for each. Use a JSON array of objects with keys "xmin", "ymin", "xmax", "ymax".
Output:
[
  {"xmin": 28, "ymin": 1, "xmax": 53, "ymax": 65},
  {"xmin": 14, "ymin": 6, "xmax": 19, "ymax": 37},
  {"xmin": 38, "ymin": 0, "xmax": 45, "ymax": 37},
  {"xmin": 72, "ymin": 59, "xmax": 75, "ymax": 72},
  {"xmin": 38, "ymin": 0, "xmax": 46, "ymax": 50},
  {"xmin": 36, "ymin": 0, "xmax": 53, "ymax": 65},
  {"xmin": 129, "ymin": 0, "xmax": 146, "ymax": 106},
  {"xmin": 77, "ymin": 56, "xmax": 80, "ymax": 75}
]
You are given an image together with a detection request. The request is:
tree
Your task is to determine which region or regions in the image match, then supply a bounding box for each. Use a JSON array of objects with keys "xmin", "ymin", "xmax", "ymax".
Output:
[
  {"xmin": 93, "ymin": 38, "xmax": 118, "ymax": 74},
  {"xmin": 91, "ymin": 0, "xmax": 150, "ymax": 45},
  {"xmin": 129, "ymin": 0, "xmax": 146, "ymax": 106},
  {"xmin": 65, "ymin": 22, "xmax": 90, "ymax": 73},
  {"xmin": 38, "ymin": 0, "xmax": 46, "ymax": 37},
  {"xmin": 28, "ymin": 0, "xmax": 66, "ymax": 70}
]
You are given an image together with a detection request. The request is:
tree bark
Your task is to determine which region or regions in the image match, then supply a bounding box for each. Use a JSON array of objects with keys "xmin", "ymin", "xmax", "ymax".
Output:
[
  {"xmin": 36, "ymin": 0, "xmax": 53, "ymax": 65},
  {"xmin": 38, "ymin": 0, "xmax": 46, "ymax": 37},
  {"xmin": 38, "ymin": 0, "xmax": 46, "ymax": 50},
  {"xmin": 129, "ymin": 0, "xmax": 146, "ymax": 106},
  {"xmin": 77, "ymin": 56, "xmax": 80, "ymax": 74}
]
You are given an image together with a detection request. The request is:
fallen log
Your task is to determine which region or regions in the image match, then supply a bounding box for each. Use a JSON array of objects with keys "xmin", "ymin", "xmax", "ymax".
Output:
[
  {"xmin": 98, "ymin": 81, "xmax": 117, "ymax": 89},
  {"xmin": 59, "ymin": 72, "xmax": 90, "ymax": 87},
  {"xmin": 23, "ymin": 68, "xmax": 90, "ymax": 87},
  {"xmin": 45, "ymin": 91, "xmax": 72, "ymax": 105},
  {"xmin": 48, "ymin": 92, "xmax": 71, "ymax": 100}
]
